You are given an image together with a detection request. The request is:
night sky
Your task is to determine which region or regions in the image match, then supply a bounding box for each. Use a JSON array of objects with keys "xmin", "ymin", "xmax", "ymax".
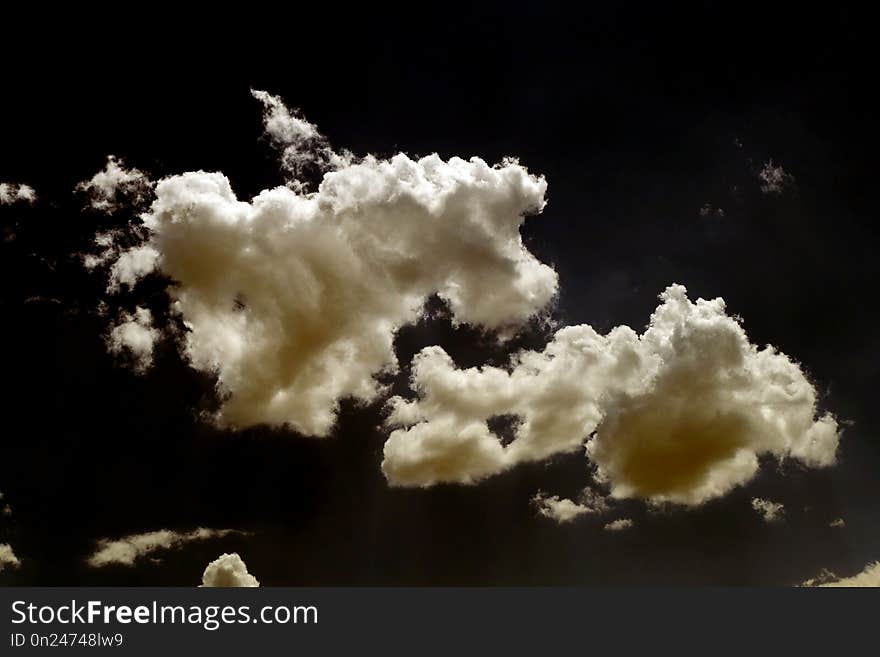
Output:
[{"xmin": 1, "ymin": 5, "xmax": 878, "ymax": 586}]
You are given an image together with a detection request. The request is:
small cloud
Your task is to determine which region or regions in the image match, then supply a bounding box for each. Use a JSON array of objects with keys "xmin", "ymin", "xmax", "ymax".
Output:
[
  {"xmin": 532, "ymin": 488, "xmax": 608, "ymax": 523},
  {"xmin": 0, "ymin": 182, "xmax": 36, "ymax": 205},
  {"xmin": 87, "ymin": 528, "xmax": 245, "ymax": 567},
  {"xmin": 802, "ymin": 561, "xmax": 880, "ymax": 587},
  {"xmin": 75, "ymin": 155, "xmax": 152, "ymax": 213},
  {"xmin": 829, "ymin": 517, "xmax": 845, "ymax": 528},
  {"xmin": 758, "ymin": 160, "xmax": 795, "ymax": 194},
  {"xmin": 385, "ymin": 285, "xmax": 839, "ymax": 501},
  {"xmin": 0, "ymin": 544, "xmax": 21, "ymax": 572},
  {"xmin": 604, "ymin": 518, "xmax": 633, "ymax": 532},
  {"xmin": 533, "ymin": 494, "xmax": 590, "ymax": 523},
  {"xmin": 699, "ymin": 203, "xmax": 725, "ymax": 218},
  {"xmin": 200, "ymin": 553, "xmax": 259, "ymax": 587},
  {"xmin": 751, "ymin": 497, "xmax": 785, "ymax": 522},
  {"xmin": 106, "ymin": 307, "xmax": 161, "ymax": 373}
]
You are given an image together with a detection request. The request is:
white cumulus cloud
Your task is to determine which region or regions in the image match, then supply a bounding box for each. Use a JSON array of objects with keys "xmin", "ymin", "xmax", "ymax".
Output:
[
  {"xmin": 751, "ymin": 497, "xmax": 785, "ymax": 522},
  {"xmin": 90, "ymin": 92, "xmax": 557, "ymax": 436},
  {"xmin": 383, "ymin": 284, "xmax": 839, "ymax": 505},
  {"xmin": 87, "ymin": 528, "xmax": 243, "ymax": 567},
  {"xmin": 76, "ymin": 155, "xmax": 152, "ymax": 213},
  {"xmin": 83, "ymin": 92, "xmax": 839, "ymax": 511},
  {"xmin": 200, "ymin": 552, "xmax": 259, "ymax": 587},
  {"xmin": 699, "ymin": 203, "xmax": 724, "ymax": 217},
  {"xmin": 0, "ymin": 182, "xmax": 36, "ymax": 205},
  {"xmin": 251, "ymin": 89, "xmax": 352, "ymax": 186}
]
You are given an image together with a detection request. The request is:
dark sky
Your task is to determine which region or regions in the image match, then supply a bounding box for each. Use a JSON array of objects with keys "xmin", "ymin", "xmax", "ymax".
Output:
[{"xmin": 1, "ymin": 4, "xmax": 877, "ymax": 585}]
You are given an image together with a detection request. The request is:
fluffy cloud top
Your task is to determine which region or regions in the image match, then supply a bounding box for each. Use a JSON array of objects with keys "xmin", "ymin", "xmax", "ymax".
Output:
[
  {"xmin": 76, "ymin": 156, "xmax": 152, "ymax": 213},
  {"xmin": 758, "ymin": 160, "xmax": 795, "ymax": 194},
  {"xmin": 384, "ymin": 285, "xmax": 839, "ymax": 505},
  {"xmin": 0, "ymin": 543, "xmax": 21, "ymax": 571},
  {"xmin": 803, "ymin": 562, "xmax": 880, "ymax": 588},
  {"xmin": 0, "ymin": 182, "xmax": 36, "ymax": 205},
  {"xmin": 87, "ymin": 528, "xmax": 242, "ymax": 567},
  {"xmin": 201, "ymin": 553, "xmax": 259, "ymax": 587},
  {"xmin": 91, "ymin": 95, "xmax": 557, "ymax": 436},
  {"xmin": 751, "ymin": 497, "xmax": 785, "ymax": 522}
]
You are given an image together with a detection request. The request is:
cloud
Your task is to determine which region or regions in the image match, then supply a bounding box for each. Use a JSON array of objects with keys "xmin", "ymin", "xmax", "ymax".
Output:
[
  {"xmin": 0, "ymin": 182, "xmax": 36, "ymax": 205},
  {"xmin": 0, "ymin": 544, "xmax": 21, "ymax": 571},
  {"xmin": 200, "ymin": 552, "xmax": 259, "ymax": 587},
  {"xmin": 87, "ymin": 528, "xmax": 243, "ymax": 567},
  {"xmin": 76, "ymin": 155, "xmax": 152, "ymax": 213},
  {"xmin": 829, "ymin": 517, "xmax": 845, "ymax": 528},
  {"xmin": 90, "ymin": 92, "xmax": 557, "ymax": 436},
  {"xmin": 82, "ymin": 92, "xmax": 838, "ymax": 512},
  {"xmin": 802, "ymin": 562, "xmax": 880, "ymax": 587},
  {"xmin": 251, "ymin": 89, "xmax": 351, "ymax": 186},
  {"xmin": 532, "ymin": 489, "xmax": 607, "ymax": 523},
  {"xmin": 751, "ymin": 497, "xmax": 785, "ymax": 522},
  {"xmin": 699, "ymin": 203, "xmax": 724, "ymax": 218},
  {"xmin": 604, "ymin": 518, "xmax": 633, "ymax": 531},
  {"xmin": 384, "ymin": 284, "xmax": 839, "ymax": 505},
  {"xmin": 106, "ymin": 307, "xmax": 160, "ymax": 373},
  {"xmin": 758, "ymin": 160, "xmax": 795, "ymax": 194}
]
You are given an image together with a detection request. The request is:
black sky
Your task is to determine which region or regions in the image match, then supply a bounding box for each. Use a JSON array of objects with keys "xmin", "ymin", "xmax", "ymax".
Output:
[{"xmin": 1, "ymin": 4, "xmax": 877, "ymax": 585}]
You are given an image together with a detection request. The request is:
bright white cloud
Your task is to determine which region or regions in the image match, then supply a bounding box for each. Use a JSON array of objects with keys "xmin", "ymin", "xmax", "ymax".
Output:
[
  {"xmin": 758, "ymin": 160, "xmax": 795, "ymax": 194},
  {"xmin": 106, "ymin": 307, "xmax": 160, "ymax": 373},
  {"xmin": 751, "ymin": 497, "xmax": 785, "ymax": 522},
  {"xmin": 87, "ymin": 528, "xmax": 242, "ymax": 567},
  {"xmin": 76, "ymin": 155, "xmax": 152, "ymax": 213},
  {"xmin": 0, "ymin": 544, "xmax": 21, "ymax": 571},
  {"xmin": 0, "ymin": 182, "xmax": 36, "ymax": 205},
  {"xmin": 604, "ymin": 518, "xmax": 633, "ymax": 531},
  {"xmin": 201, "ymin": 552, "xmax": 259, "ymax": 587},
  {"xmin": 90, "ymin": 92, "xmax": 557, "ymax": 436},
  {"xmin": 384, "ymin": 285, "xmax": 839, "ymax": 505},
  {"xmin": 803, "ymin": 562, "xmax": 880, "ymax": 587}
]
